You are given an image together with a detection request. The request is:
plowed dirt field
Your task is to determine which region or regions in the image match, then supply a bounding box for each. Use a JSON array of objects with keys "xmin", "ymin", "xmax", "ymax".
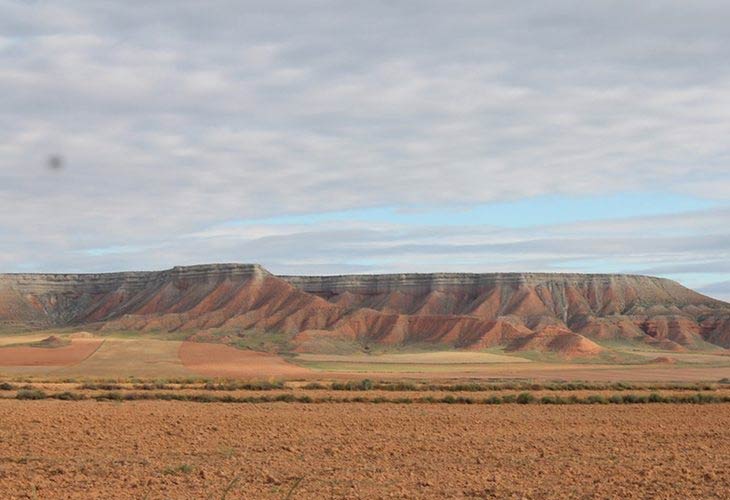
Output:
[{"xmin": 0, "ymin": 401, "xmax": 727, "ymax": 499}]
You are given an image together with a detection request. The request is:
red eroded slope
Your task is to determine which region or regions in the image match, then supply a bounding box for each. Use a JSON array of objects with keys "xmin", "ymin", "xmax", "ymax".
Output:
[{"xmin": 1, "ymin": 265, "xmax": 730, "ymax": 355}]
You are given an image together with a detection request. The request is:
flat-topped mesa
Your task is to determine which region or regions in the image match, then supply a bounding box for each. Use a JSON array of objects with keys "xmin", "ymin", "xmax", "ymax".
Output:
[
  {"xmin": 281, "ymin": 272, "xmax": 669, "ymax": 290},
  {"xmin": 0, "ymin": 264, "xmax": 269, "ymax": 294},
  {"xmin": 0, "ymin": 264, "xmax": 271, "ymax": 327},
  {"xmin": 280, "ymin": 272, "xmax": 717, "ymax": 307},
  {"xmin": 1, "ymin": 263, "xmax": 729, "ymax": 351}
]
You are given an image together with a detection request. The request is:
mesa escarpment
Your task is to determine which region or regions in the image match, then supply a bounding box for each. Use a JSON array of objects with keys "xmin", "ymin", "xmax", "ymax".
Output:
[
  {"xmin": 0, "ymin": 264, "xmax": 270, "ymax": 328},
  {"xmin": 1, "ymin": 264, "xmax": 729, "ymax": 355}
]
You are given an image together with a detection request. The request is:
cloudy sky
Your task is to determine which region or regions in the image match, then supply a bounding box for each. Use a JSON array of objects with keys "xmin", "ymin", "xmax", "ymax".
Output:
[{"xmin": 2, "ymin": 1, "xmax": 730, "ymax": 300}]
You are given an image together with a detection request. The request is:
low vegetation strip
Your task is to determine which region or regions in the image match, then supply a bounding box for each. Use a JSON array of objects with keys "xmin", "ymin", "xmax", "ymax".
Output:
[
  {"xmin": 308, "ymin": 379, "xmax": 728, "ymax": 392},
  {"xmin": 9, "ymin": 388, "xmax": 730, "ymax": 404},
  {"xmin": 2, "ymin": 378, "xmax": 729, "ymax": 393}
]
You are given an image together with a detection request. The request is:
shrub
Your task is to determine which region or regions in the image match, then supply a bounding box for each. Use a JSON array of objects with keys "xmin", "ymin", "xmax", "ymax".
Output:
[
  {"xmin": 586, "ymin": 395, "xmax": 608, "ymax": 405},
  {"xmin": 516, "ymin": 392, "xmax": 536, "ymax": 404},
  {"xmin": 608, "ymin": 394, "xmax": 623, "ymax": 404},
  {"xmin": 622, "ymin": 394, "xmax": 648, "ymax": 404},
  {"xmin": 80, "ymin": 382, "xmax": 122, "ymax": 391},
  {"xmin": 483, "ymin": 396, "xmax": 502, "ymax": 404},
  {"xmin": 691, "ymin": 392, "xmax": 719, "ymax": 404},
  {"xmin": 0, "ymin": 382, "xmax": 15, "ymax": 391},
  {"xmin": 648, "ymin": 393, "xmax": 664, "ymax": 403},
  {"xmin": 274, "ymin": 394, "xmax": 296, "ymax": 403},
  {"xmin": 16, "ymin": 389, "xmax": 47, "ymax": 400},
  {"xmin": 448, "ymin": 383, "xmax": 483, "ymax": 392},
  {"xmin": 203, "ymin": 380, "xmax": 284, "ymax": 391},
  {"xmin": 331, "ymin": 379, "xmax": 376, "ymax": 391},
  {"xmin": 133, "ymin": 382, "xmax": 170, "ymax": 390},
  {"xmin": 94, "ymin": 391, "xmax": 124, "ymax": 401},
  {"xmin": 359, "ymin": 379, "xmax": 374, "ymax": 391},
  {"xmin": 54, "ymin": 391, "xmax": 86, "ymax": 401},
  {"xmin": 190, "ymin": 393, "xmax": 217, "ymax": 403},
  {"xmin": 385, "ymin": 382, "xmax": 418, "ymax": 391}
]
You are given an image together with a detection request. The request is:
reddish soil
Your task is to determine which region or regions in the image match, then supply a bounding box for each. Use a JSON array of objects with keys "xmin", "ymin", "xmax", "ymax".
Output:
[
  {"xmin": 0, "ymin": 339, "xmax": 103, "ymax": 366},
  {"xmin": 506, "ymin": 326, "xmax": 604, "ymax": 356},
  {"xmin": 178, "ymin": 342, "xmax": 311, "ymax": 378},
  {"xmin": 0, "ymin": 401, "xmax": 727, "ymax": 499}
]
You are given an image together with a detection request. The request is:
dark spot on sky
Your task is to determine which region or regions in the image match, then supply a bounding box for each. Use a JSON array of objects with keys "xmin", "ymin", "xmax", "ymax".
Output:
[{"xmin": 47, "ymin": 155, "xmax": 64, "ymax": 171}]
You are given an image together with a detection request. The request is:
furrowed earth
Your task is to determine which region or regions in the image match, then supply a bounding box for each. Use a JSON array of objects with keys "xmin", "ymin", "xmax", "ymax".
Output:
[
  {"xmin": 1, "ymin": 264, "xmax": 729, "ymax": 498},
  {"xmin": 0, "ymin": 401, "xmax": 728, "ymax": 499}
]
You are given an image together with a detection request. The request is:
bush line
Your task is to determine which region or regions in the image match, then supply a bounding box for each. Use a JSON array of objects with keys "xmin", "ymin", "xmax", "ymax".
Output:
[
  {"xmin": 12, "ymin": 389, "xmax": 730, "ymax": 404},
  {"xmin": 306, "ymin": 380, "xmax": 726, "ymax": 392},
  {"xmin": 3, "ymin": 379, "xmax": 728, "ymax": 393}
]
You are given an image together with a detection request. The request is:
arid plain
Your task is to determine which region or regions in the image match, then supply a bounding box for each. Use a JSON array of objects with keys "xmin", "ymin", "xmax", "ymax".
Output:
[{"xmin": 1, "ymin": 265, "xmax": 729, "ymax": 498}]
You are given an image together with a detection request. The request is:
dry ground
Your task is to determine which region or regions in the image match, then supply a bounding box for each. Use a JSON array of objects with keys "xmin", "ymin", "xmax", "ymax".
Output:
[
  {"xmin": 179, "ymin": 342, "xmax": 311, "ymax": 378},
  {"xmin": 0, "ymin": 339, "xmax": 102, "ymax": 367},
  {"xmin": 55, "ymin": 339, "xmax": 192, "ymax": 378},
  {"xmin": 0, "ymin": 333, "xmax": 728, "ymax": 382},
  {"xmin": 295, "ymin": 351, "xmax": 533, "ymax": 364},
  {"xmin": 0, "ymin": 401, "xmax": 727, "ymax": 499}
]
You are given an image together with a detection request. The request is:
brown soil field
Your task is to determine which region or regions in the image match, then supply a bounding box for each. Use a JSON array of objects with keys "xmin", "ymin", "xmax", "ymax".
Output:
[
  {"xmin": 0, "ymin": 334, "xmax": 727, "ymax": 383},
  {"xmin": 0, "ymin": 339, "xmax": 102, "ymax": 366},
  {"xmin": 0, "ymin": 401, "xmax": 727, "ymax": 499},
  {"xmin": 179, "ymin": 342, "xmax": 311, "ymax": 378},
  {"xmin": 52, "ymin": 339, "xmax": 191, "ymax": 379}
]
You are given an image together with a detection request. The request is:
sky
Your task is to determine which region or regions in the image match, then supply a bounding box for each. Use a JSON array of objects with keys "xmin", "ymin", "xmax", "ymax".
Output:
[{"xmin": 1, "ymin": 1, "xmax": 730, "ymax": 301}]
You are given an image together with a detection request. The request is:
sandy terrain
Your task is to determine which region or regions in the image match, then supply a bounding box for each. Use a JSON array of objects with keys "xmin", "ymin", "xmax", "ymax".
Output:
[
  {"xmin": 0, "ymin": 401, "xmax": 727, "ymax": 499},
  {"xmin": 0, "ymin": 339, "xmax": 102, "ymax": 366},
  {"xmin": 179, "ymin": 342, "xmax": 311, "ymax": 378}
]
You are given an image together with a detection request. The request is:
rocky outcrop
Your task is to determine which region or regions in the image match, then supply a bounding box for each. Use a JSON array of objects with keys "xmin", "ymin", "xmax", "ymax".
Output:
[{"xmin": 1, "ymin": 264, "xmax": 729, "ymax": 354}]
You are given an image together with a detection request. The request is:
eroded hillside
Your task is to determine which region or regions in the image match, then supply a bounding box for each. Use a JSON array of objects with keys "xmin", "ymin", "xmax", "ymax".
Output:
[{"xmin": 1, "ymin": 264, "xmax": 729, "ymax": 355}]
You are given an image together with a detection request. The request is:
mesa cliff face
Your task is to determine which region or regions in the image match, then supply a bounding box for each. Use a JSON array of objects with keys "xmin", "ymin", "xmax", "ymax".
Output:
[{"xmin": 1, "ymin": 264, "xmax": 729, "ymax": 355}]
